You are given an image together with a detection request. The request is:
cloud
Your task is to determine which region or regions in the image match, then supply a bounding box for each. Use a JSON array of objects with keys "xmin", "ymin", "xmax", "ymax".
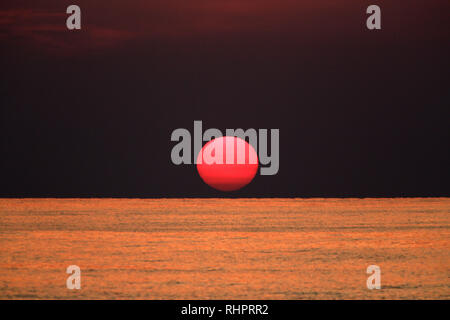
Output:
[
  {"xmin": 0, "ymin": 9, "xmax": 135, "ymax": 55},
  {"xmin": 2, "ymin": 1, "xmax": 444, "ymax": 56},
  {"xmin": 0, "ymin": 1, "xmax": 336, "ymax": 48}
]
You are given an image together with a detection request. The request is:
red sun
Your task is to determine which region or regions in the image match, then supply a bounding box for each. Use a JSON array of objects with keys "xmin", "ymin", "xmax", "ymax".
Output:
[{"xmin": 196, "ymin": 136, "xmax": 258, "ymax": 192}]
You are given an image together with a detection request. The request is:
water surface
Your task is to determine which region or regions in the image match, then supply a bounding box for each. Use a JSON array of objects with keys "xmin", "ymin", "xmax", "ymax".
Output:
[{"xmin": 0, "ymin": 198, "xmax": 448, "ymax": 299}]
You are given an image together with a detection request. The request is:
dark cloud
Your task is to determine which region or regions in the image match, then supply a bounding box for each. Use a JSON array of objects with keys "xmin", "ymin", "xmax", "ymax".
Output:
[{"xmin": 0, "ymin": 9, "xmax": 134, "ymax": 54}]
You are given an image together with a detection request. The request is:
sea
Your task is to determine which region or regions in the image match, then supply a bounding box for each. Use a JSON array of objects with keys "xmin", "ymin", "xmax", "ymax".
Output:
[{"xmin": 0, "ymin": 198, "xmax": 448, "ymax": 299}]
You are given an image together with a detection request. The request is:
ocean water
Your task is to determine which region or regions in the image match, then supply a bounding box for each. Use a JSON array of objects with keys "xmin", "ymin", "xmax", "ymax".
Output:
[{"xmin": 0, "ymin": 198, "xmax": 448, "ymax": 299}]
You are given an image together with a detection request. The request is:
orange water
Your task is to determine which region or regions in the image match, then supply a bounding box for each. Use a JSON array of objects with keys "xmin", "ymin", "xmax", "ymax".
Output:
[{"xmin": 0, "ymin": 198, "xmax": 448, "ymax": 299}]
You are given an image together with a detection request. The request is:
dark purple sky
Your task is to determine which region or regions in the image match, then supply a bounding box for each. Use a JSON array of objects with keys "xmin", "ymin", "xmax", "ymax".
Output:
[{"xmin": 1, "ymin": 1, "xmax": 449, "ymax": 197}]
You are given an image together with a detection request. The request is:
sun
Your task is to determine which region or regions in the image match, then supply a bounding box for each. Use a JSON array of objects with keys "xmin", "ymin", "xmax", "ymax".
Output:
[{"xmin": 196, "ymin": 136, "xmax": 258, "ymax": 191}]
